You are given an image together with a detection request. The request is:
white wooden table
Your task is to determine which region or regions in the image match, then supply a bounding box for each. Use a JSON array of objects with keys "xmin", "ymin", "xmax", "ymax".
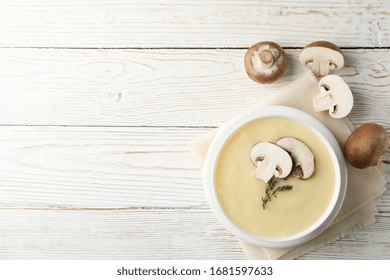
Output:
[{"xmin": 0, "ymin": 0, "xmax": 389, "ymax": 259}]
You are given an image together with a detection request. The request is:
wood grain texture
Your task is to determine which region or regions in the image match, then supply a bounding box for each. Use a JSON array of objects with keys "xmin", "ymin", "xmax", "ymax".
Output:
[
  {"xmin": 301, "ymin": 213, "xmax": 390, "ymax": 260},
  {"xmin": 0, "ymin": 125, "xmax": 388, "ymax": 209},
  {"xmin": 0, "ymin": 0, "xmax": 388, "ymax": 48},
  {"xmin": 1, "ymin": 117, "xmax": 381, "ymax": 260},
  {"xmin": 0, "ymin": 126, "xmax": 207, "ymax": 208},
  {"xmin": 0, "ymin": 209, "xmax": 245, "ymax": 259},
  {"xmin": 0, "ymin": 208, "xmax": 389, "ymax": 259},
  {"xmin": 0, "ymin": 0, "xmax": 389, "ymax": 260},
  {"xmin": 1, "ymin": 49, "xmax": 389, "ymax": 127}
]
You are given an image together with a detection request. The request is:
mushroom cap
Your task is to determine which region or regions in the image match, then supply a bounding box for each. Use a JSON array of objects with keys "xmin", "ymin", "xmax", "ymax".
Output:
[
  {"xmin": 344, "ymin": 123, "xmax": 389, "ymax": 169},
  {"xmin": 314, "ymin": 75, "xmax": 354, "ymax": 118},
  {"xmin": 276, "ymin": 137, "xmax": 315, "ymax": 179},
  {"xmin": 303, "ymin": 41, "xmax": 342, "ymax": 54},
  {"xmin": 299, "ymin": 41, "xmax": 344, "ymax": 77},
  {"xmin": 251, "ymin": 142, "xmax": 293, "ymax": 182},
  {"xmin": 244, "ymin": 41, "xmax": 286, "ymax": 84}
]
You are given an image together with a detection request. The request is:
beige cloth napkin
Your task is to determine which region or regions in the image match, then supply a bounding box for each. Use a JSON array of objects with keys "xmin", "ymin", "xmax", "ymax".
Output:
[{"xmin": 189, "ymin": 71, "xmax": 387, "ymax": 259}]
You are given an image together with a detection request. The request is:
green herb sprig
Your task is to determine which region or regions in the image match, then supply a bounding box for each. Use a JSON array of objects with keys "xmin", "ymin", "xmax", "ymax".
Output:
[{"xmin": 261, "ymin": 176, "xmax": 293, "ymax": 210}]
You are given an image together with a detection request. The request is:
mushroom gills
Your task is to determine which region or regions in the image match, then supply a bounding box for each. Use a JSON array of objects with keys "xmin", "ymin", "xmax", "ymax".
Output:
[
  {"xmin": 244, "ymin": 41, "xmax": 286, "ymax": 84},
  {"xmin": 250, "ymin": 142, "xmax": 293, "ymax": 183},
  {"xmin": 252, "ymin": 45, "xmax": 280, "ymax": 74},
  {"xmin": 276, "ymin": 137, "xmax": 315, "ymax": 179},
  {"xmin": 308, "ymin": 58, "xmax": 336, "ymax": 78}
]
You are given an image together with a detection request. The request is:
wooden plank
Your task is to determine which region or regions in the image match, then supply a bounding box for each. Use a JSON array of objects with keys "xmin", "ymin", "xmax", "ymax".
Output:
[
  {"xmin": 0, "ymin": 208, "xmax": 245, "ymax": 259},
  {"xmin": 0, "ymin": 0, "xmax": 388, "ymax": 48},
  {"xmin": 1, "ymin": 49, "xmax": 389, "ymax": 127},
  {"xmin": 0, "ymin": 125, "xmax": 388, "ymax": 208},
  {"xmin": 301, "ymin": 213, "xmax": 390, "ymax": 259},
  {"xmin": 0, "ymin": 126, "xmax": 209, "ymax": 208},
  {"xmin": 0, "ymin": 208, "xmax": 389, "ymax": 259}
]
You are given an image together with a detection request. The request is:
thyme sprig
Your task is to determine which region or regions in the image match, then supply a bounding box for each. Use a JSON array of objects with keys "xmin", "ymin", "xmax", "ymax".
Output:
[{"xmin": 261, "ymin": 176, "xmax": 293, "ymax": 210}]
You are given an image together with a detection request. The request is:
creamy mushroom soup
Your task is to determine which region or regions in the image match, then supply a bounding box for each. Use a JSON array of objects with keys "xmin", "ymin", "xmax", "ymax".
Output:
[{"xmin": 216, "ymin": 117, "xmax": 335, "ymax": 238}]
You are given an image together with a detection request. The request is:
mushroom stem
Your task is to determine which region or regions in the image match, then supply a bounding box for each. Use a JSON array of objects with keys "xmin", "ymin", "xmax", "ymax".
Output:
[
  {"xmin": 251, "ymin": 142, "xmax": 293, "ymax": 183},
  {"xmin": 299, "ymin": 41, "xmax": 344, "ymax": 78},
  {"xmin": 313, "ymin": 87, "xmax": 334, "ymax": 113},
  {"xmin": 255, "ymin": 159, "xmax": 277, "ymax": 183},
  {"xmin": 259, "ymin": 49, "xmax": 274, "ymax": 68},
  {"xmin": 313, "ymin": 75, "xmax": 353, "ymax": 118},
  {"xmin": 244, "ymin": 41, "xmax": 286, "ymax": 83},
  {"xmin": 309, "ymin": 59, "xmax": 332, "ymax": 77}
]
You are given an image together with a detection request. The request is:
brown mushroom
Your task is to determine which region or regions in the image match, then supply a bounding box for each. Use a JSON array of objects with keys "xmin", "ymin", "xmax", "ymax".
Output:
[
  {"xmin": 344, "ymin": 123, "xmax": 389, "ymax": 169},
  {"xmin": 244, "ymin": 41, "xmax": 286, "ymax": 84},
  {"xmin": 299, "ymin": 41, "xmax": 344, "ymax": 77}
]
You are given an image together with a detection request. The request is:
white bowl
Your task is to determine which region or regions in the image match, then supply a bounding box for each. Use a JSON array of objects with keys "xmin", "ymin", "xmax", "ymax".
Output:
[{"xmin": 204, "ymin": 106, "xmax": 347, "ymax": 248}]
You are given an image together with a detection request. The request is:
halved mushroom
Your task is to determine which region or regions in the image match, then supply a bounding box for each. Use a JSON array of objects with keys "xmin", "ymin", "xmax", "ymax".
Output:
[
  {"xmin": 244, "ymin": 41, "xmax": 286, "ymax": 84},
  {"xmin": 250, "ymin": 142, "xmax": 292, "ymax": 183},
  {"xmin": 299, "ymin": 41, "xmax": 344, "ymax": 77},
  {"xmin": 276, "ymin": 137, "xmax": 315, "ymax": 179},
  {"xmin": 313, "ymin": 75, "xmax": 353, "ymax": 118}
]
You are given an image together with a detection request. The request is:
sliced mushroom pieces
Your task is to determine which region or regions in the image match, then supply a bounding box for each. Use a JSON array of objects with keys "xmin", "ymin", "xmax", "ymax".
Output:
[
  {"xmin": 276, "ymin": 137, "xmax": 315, "ymax": 179},
  {"xmin": 313, "ymin": 75, "xmax": 353, "ymax": 118},
  {"xmin": 250, "ymin": 142, "xmax": 292, "ymax": 183},
  {"xmin": 244, "ymin": 41, "xmax": 286, "ymax": 84},
  {"xmin": 299, "ymin": 41, "xmax": 344, "ymax": 77}
]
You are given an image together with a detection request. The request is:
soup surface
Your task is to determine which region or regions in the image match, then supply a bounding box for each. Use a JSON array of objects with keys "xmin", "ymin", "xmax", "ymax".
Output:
[{"xmin": 216, "ymin": 117, "xmax": 335, "ymax": 238}]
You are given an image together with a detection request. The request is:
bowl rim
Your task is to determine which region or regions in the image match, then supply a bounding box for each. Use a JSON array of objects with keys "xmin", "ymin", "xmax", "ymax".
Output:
[{"xmin": 203, "ymin": 105, "xmax": 347, "ymax": 248}]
